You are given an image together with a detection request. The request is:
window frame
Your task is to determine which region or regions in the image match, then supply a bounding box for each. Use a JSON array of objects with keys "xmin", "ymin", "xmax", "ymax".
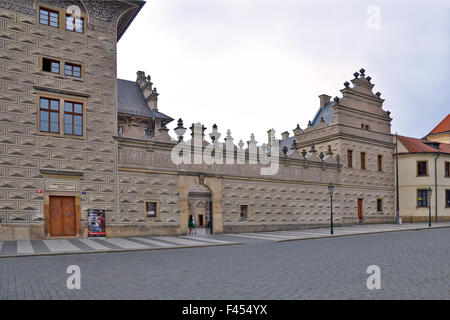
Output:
[
  {"xmin": 39, "ymin": 97, "xmax": 60, "ymax": 134},
  {"xmin": 240, "ymin": 205, "xmax": 249, "ymax": 219},
  {"xmin": 42, "ymin": 57, "xmax": 60, "ymax": 74},
  {"xmin": 376, "ymin": 199, "xmax": 383, "ymax": 212},
  {"xmin": 347, "ymin": 149, "xmax": 353, "ymax": 168},
  {"xmin": 65, "ymin": 14, "xmax": 85, "ymax": 34},
  {"xmin": 445, "ymin": 161, "xmax": 450, "ymax": 178},
  {"xmin": 360, "ymin": 152, "xmax": 366, "ymax": 170},
  {"xmin": 39, "ymin": 7, "xmax": 60, "ymax": 28},
  {"xmin": 417, "ymin": 160, "xmax": 428, "ymax": 176},
  {"xmin": 64, "ymin": 62, "xmax": 82, "ymax": 78},
  {"xmin": 63, "ymin": 101, "xmax": 84, "ymax": 136},
  {"xmin": 377, "ymin": 155, "xmax": 383, "ymax": 172},
  {"xmin": 145, "ymin": 201, "xmax": 159, "ymax": 219},
  {"xmin": 417, "ymin": 189, "xmax": 429, "ymax": 208},
  {"xmin": 446, "ymin": 189, "xmax": 450, "ymax": 208}
]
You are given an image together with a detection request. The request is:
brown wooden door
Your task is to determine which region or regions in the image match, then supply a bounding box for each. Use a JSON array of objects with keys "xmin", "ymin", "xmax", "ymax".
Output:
[
  {"xmin": 357, "ymin": 199, "xmax": 363, "ymax": 222},
  {"xmin": 49, "ymin": 196, "xmax": 76, "ymax": 237}
]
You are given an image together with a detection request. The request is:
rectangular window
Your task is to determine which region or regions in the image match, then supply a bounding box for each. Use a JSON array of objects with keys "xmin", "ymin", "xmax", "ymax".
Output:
[
  {"xmin": 64, "ymin": 101, "xmax": 83, "ymax": 136},
  {"xmin": 417, "ymin": 161, "xmax": 427, "ymax": 176},
  {"xmin": 40, "ymin": 8, "xmax": 59, "ymax": 28},
  {"xmin": 240, "ymin": 205, "xmax": 248, "ymax": 219},
  {"xmin": 377, "ymin": 199, "xmax": 383, "ymax": 212},
  {"xmin": 64, "ymin": 63, "xmax": 81, "ymax": 77},
  {"xmin": 39, "ymin": 98, "xmax": 59, "ymax": 133},
  {"xmin": 361, "ymin": 152, "xmax": 366, "ymax": 170},
  {"xmin": 446, "ymin": 190, "xmax": 450, "ymax": 208},
  {"xmin": 445, "ymin": 162, "xmax": 450, "ymax": 177},
  {"xmin": 42, "ymin": 58, "xmax": 60, "ymax": 74},
  {"xmin": 145, "ymin": 202, "xmax": 157, "ymax": 218},
  {"xmin": 417, "ymin": 189, "xmax": 428, "ymax": 208},
  {"xmin": 66, "ymin": 15, "xmax": 84, "ymax": 33},
  {"xmin": 378, "ymin": 155, "xmax": 382, "ymax": 172},
  {"xmin": 118, "ymin": 125, "xmax": 124, "ymax": 135},
  {"xmin": 347, "ymin": 150, "xmax": 353, "ymax": 168}
]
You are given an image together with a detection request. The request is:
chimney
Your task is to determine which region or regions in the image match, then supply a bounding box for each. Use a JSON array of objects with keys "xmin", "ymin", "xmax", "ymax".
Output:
[
  {"xmin": 147, "ymin": 88, "xmax": 158, "ymax": 110},
  {"xmin": 267, "ymin": 129, "xmax": 275, "ymax": 146},
  {"xmin": 281, "ymin": 131, "xmax": 290, "ymax": 140},
  {"xmin": 319, "ymin": 94, "xmax": 331, "ymax": 109},
  {"xmin": 136, "ymin": 71, "xmax": 146, "ymax": 87}
]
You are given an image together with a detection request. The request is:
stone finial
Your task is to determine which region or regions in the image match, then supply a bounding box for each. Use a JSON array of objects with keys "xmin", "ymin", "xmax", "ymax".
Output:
[
  {"xmin": 353, "ymin": 72, "xmax": 359, "ymax": 78},
  {"xmin": 301, "ymin": 149, "xmax": 307, "ymax": 157},
  {"xmin": 190, "ymin": 123, "xmax": 206, "ymax": 137},
  {"xmin": 209, "ymin": 124, "xmax": 221, "ymax": 142},
  {"xmin": 326, "ymin": 145, "xmax": 333, "ymax": 155},
  {"xmin": 366, "ymin": 76, "xmax": 371, "ymax": 83},
  {"xmin": 282, "ymin": 146, "xmax": 288, "ymax": 157},
  {"xmin": 291, "ymin": 140, "xmax": 298, "ymax": 150},
  {"xmin": 249, "ymin": 133, "xmax": 257, "ymax": 145},
  {"xmin": 174, "ymin": 118, "xmax": 186, "ymax": 142},
  {"xmin": 309, "ymin": 145, "xmax": 316, "ymax": 153},
  {"xmin": 375, "ymin": 91, "xmax": 381, "ymax": 97},
  {"xmin": 386, "ymin": 110, "xmax": 391, "ymax": 117},
  {"xmin": 359, "ymin": 68, "xmax": 365, "ymax": 76},
  {"xmin": 293, "ymin": 124, "xmax": 303, "ymax": 136},
  {"xmin": 344, "ymin": 81, "xmax": 350, "ymax": 88},
  {"xmin": 333, "ymin": 96, "xmax": 340, "ymax": 103},
  {"xmin": 281, "ymin": 131, "xmax": 290, "ymax": 139},
  {"xmin": 238, "ymin": 139, "xmax": 245, "ymax": 150},
  {"xmin": 136, "ymin": 70, "xmax": 146, "ymax": 81},
  {"xmin": 225, "ymin": 129, "xmax": 233, "ymax": 142},
  {"xmin": 308, "ymin": 120, "xmax": 312, "ymax": 127},
  {"xmin": 320, "ymin": 116, "xmax": 324, "ymax": 123},
  {"xmin": 319, "ymin": 152, "xmax": 324, "ymax": 160}
]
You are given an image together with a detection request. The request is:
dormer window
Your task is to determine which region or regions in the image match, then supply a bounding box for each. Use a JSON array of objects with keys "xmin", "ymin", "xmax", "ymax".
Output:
[{"xmin": 66, "ymin": 14, "xmax": 84, "ymax": 33}]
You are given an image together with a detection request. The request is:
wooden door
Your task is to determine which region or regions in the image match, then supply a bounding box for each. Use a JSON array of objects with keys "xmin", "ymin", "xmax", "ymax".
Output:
[
  {"xmin": 357, "ymin": 199, "xmax": 363, "ymax": 222},
  {"xmin": 49, "ymin": 196, "xmax": 76, "ymax": 237}
]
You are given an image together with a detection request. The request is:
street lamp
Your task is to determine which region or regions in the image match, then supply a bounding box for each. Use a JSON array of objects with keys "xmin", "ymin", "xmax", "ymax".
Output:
[
  {"xmin": 328, "ymin": 183, "xmax": 335, "ymax": 235},
  {"xmin": 427, "ymin": 187, "xmax": 432, "ymax": 227}
]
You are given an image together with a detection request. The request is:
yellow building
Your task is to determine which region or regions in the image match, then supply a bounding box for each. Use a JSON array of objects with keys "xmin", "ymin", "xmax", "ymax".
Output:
[{"xmin": 396, "ymin": 114, "xmax": 450, "ymax": 222}]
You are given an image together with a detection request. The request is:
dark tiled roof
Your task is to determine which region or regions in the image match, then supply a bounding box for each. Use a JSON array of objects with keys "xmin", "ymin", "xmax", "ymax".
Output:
[
  {"xmin": 117, "ymin": 79, "xmax": 173, "ymax": 123},
  {"xmin": 397, "ymin": 135, "xmax": 450, "ymax": 154},
  {"xmin": 311, "ymin": 101, "xmax": 336, "ymax": 127},
  {"xmin": 278, "ymin": 136, "xmax": 296, "ymax": 155},
  {"xmin": 427, "ymin": 113, "xmax": 450, "ymax": 136}
]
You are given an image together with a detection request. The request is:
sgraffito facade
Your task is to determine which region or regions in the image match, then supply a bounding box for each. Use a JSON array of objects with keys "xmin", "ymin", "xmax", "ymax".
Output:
[{"xmin": 0, "ymin": 1, "xmax": 396, "ymax": 240}]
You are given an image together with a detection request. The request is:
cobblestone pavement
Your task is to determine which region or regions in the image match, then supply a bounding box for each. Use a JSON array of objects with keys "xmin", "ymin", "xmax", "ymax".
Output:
[{"xmin": 0, "ymin": 227, "xmax": 448, "ymax": 299}]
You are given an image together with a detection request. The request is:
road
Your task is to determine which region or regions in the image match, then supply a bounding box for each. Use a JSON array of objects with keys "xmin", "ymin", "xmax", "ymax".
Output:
[{"xmin": 0, "ymin": 227, "xmax": 449, "ymax": 299}]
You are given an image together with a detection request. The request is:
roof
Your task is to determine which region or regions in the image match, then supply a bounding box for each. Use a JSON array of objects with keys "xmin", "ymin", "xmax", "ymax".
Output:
[
  {"xmin": 117, "ymin": 79, "xmax": 173, "ymax": 123},
  {"xmin": 117, "ymin": 1, "xmax": 146, "ymax": 42},
  {"xmin": 397, "ymin": 135, "xmax": 450, "ymax": 154},
  {"xmin": 278, "ymin": 136, "xmax": 296, "ymax": 155},
  {"xmin": 311, "ymin": 101, "xmax": 336, "ymax": 127},
  {"xmin": 427, "ymin": 113, "xmax": 450, "ymax": 136}
]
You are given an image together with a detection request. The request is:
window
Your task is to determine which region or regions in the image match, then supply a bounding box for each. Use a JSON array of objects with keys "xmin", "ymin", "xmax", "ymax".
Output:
[
  {"xmin": 118, "ymin": 125, "xmax": 124, "ymax": 135},
  {"xmin": 417, "ymin": 189, "xmax": 429, "ymax": 208},
  {"xmin": 445, "ymin": 162, "xmax": 450, "ymax": 177},
  {"xmin": 146, "ymin": 202, "xmax": 157, "ymax": 218},
  {"xmin": 39, "ymin": 98, "xmax": 59, "ymax": 133},
  {"xmin": 64, "ymin": 63, "xmax": 81, "ymax": 77},
  {"xmin": 361, "ymin": 152, "xmax": 366, "ymax": 170},
  {"xmin": 42, "ymin": 58, "xmax": 60, "ymax": 74},
  {"xmin": 417, "ymin": 161, "xmax": 427, "ymax": 176},
  {"xmin": 347, "ymin": 150, "xmax": 353, "ymax": 168},
  {"xmin": 378, "ymin": 155, "xmax": 382, "ymax": 172},
  {"xmin": 240, "ymin": 205, "xmax": 248, "ymax": 219},
  {"xmin": 446, "ymin": 190, "xmax": 450, "ymax": 208},
  {"xmin": 66, "ymin": 15, "xmax": 84, "ymax": 33},
  {"xmin": 39, "ymin": 8, "xmax": 59, "ymax": 28},
  {"xmin": 377, "ymin": 199, "xmax": 383, "ymax": 212},
  {"xmin": 64, "ymin": 101, "xmax": 83, "ymax": 136}
]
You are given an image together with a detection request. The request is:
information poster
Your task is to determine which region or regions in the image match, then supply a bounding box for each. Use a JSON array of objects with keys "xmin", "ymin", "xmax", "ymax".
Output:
[{"xmin": 88, "ymin": 209, "xmax": 106, "ymax": 237}]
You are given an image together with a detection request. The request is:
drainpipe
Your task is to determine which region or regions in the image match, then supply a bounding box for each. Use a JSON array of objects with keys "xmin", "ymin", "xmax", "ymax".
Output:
[
  {"xmin": 435, "ymin": 151, "xmax": 440, "ymax": 222},
  {"xmin": 395, "ymin": 133, "xmax": 400, "ymax": 224}
]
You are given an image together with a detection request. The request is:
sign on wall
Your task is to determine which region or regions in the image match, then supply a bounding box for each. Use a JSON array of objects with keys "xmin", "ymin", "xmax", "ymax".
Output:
[{"xmin": 88, "ymin": 209, "xmax": 106, "ymax": 237}]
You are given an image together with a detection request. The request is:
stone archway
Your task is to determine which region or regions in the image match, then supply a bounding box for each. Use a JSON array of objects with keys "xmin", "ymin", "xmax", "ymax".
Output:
[
  {"xmin": 178, "ymin": 175, "xmax": 223, "ymax": 235},
  {"xmin": 188, "ymin": 185, "xmax": 211, "ymax": 231}
]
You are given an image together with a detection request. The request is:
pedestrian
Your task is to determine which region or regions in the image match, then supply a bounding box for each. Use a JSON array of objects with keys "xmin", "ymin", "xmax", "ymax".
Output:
[
  {"xmin": 188, "ymin": 214, "xmax": 195, "ymax": 235},
  {"xmin": 192, "ymin": 217, "xmax": 197, "ymax": 234}
]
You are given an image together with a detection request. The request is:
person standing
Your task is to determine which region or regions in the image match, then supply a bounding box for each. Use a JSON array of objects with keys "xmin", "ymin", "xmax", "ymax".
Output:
[{"xmin": 188, "ymin": 215, "xmax": 195, "ymax": 235}]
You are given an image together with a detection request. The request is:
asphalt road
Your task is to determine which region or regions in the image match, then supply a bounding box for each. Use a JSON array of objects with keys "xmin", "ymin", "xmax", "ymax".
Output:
[{"xmin": 0, "ymin": 228, "xmax": 448, "ymax": 300}]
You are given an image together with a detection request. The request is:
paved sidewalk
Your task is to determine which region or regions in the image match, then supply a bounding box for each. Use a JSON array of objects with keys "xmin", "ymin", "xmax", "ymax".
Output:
[{"xmin": 222, "ymin": 222, "xmax": 450, "ymax": 242}]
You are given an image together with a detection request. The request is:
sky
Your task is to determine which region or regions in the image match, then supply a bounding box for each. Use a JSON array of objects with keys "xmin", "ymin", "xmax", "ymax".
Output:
[{"xmin": 117, "ymin": 0, "xmax": 450, "ymax": 144}]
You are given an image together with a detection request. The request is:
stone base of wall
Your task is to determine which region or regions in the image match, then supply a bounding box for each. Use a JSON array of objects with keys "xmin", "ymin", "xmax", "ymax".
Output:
[
  {"xmin": 401, "ymin": 216, "xmax": 450, "ymax": 223},
  {"xmin": 106, "ymin": 224, "xmax": 180, "ymax": 238},
  {"xmin": 223, "ymin": 223, "xmax": 338, "ymax": 234},
  {"xmin": 0, "ymin": 225, "xmax": 45, "ymax": 240}
]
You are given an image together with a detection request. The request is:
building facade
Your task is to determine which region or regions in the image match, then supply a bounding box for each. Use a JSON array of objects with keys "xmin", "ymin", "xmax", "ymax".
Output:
[
  {"xmin": 396, "ymin": 115, "xmax": 450, "ymax": 222},
  {"xmin": 0, "ymin": 1, "xmax": 397, "ymax": 240}
]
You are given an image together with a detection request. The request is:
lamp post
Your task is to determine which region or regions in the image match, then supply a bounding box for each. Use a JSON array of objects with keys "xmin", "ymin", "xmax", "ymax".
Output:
[
  {"xmin": 328, "ymin": 183, "xmax": 335, "ymax": 235},
  {"xmin": 427, "ymin": 187, "xmax": 432, "ymax": 227}
]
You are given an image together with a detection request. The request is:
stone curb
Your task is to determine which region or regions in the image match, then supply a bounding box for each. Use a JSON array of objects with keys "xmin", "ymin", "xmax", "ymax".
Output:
[
  {"xmin": 277, "ymin": 225, "xmax": 450, "ymax": 243},
  {"xmin": 0, "ymin": 241, "xmax": 244, "ymax": 260}
]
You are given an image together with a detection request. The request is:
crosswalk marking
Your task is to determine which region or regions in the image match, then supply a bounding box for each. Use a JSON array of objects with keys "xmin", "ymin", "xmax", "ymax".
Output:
[
  {"xmin": 17, "ymin": 240, "xmax": 34, "ymax": 254},
  {"xmin": 181, "ymin": 236, "xmax": 230, "ymax": 244},
  {"xmin": 227, "ymin": 233, "xmax": 288, "ymax": 241},
  {"xmin": 132, "ymin": 237, "xmax": 177, "ymax": 247},
  {"xmin": 245, "ymin": 232, "xmax": 294, "ymax": 239},
  {"xmin": 100, "ymin": 238, "xmax": 148, "ymax": 249},
  {"xmin": 43, "ymin": 240, "xmax": 81, "ymax": 252},
  {"xmin": 153, "ymin": 236, "xmax": 210, "ymax": 246},
  {"xmin": 78, "ymin": 239, "xmax": 110, "ymax": 250}
]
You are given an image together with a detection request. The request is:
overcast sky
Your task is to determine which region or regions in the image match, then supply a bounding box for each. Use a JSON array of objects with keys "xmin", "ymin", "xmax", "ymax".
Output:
[{"xmin": 117, "ymin": 0, "xmax": 449, "ymax": 144}]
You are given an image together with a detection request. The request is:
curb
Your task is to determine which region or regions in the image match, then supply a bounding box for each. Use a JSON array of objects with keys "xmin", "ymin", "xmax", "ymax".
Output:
[
  {"xmin": 277, "ymin": 225, "xmax": 450, "ymax": 243},
  {"xmin": 0, "ymin": 241, "xmax": 244, "ymax": 260}
]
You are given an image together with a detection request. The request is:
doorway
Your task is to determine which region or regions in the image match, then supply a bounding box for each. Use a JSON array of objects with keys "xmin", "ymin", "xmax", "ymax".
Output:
[
  {"xmin": 357, "ymin": 198, "xmax": 363, "ymax": 222},
  {"xmin": 49, "ymin": 196, "xmax": 76, "ymax": 237},
  {"xmin": 188, "ymin": 184, "xmax": 212, "ymax": 234}
]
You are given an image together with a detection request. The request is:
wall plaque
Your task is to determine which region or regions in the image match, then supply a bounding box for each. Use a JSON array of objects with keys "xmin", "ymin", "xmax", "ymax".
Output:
[{"xmin": 46, "ymin": 181, "xmax": 78, "ymax": 191}]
